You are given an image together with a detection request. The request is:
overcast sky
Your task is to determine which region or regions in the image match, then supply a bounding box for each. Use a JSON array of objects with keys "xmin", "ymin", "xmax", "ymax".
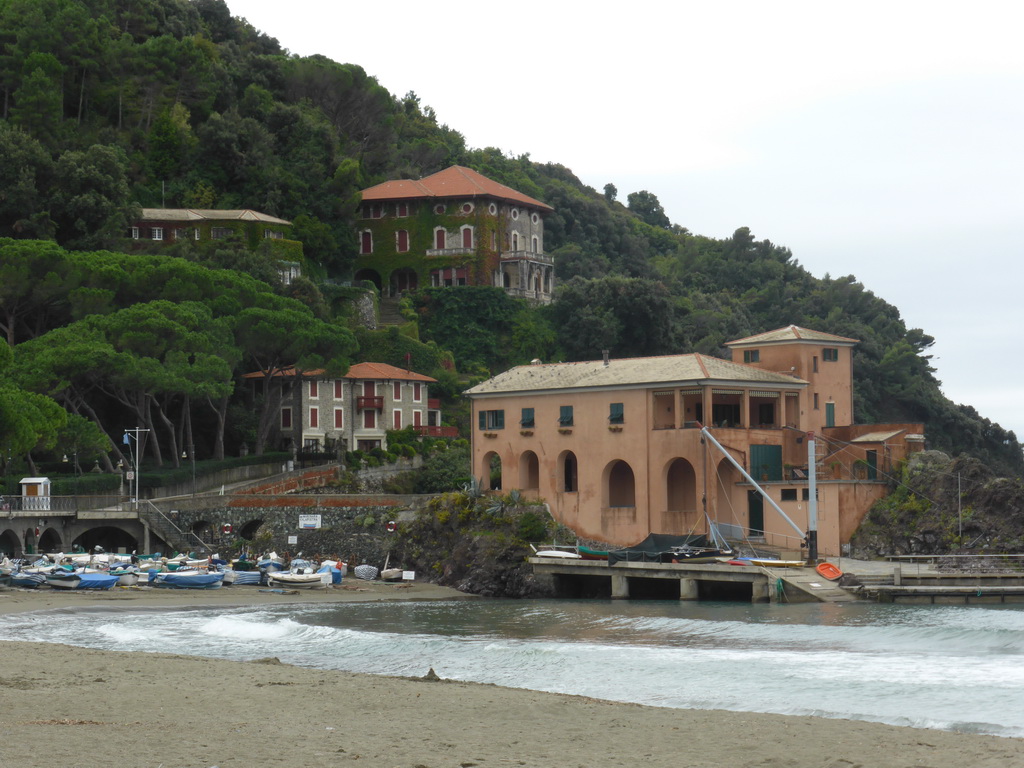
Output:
[{"xmin": 229, "ymin": 0, "xmax": 1024, "ymax": 442}]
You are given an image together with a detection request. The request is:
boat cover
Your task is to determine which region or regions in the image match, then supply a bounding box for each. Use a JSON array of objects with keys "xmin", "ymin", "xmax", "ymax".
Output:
[
  {"xmin": 74, "ymin": 573, "xmax": 119, "ymax": 590},
  {"xmin": 151, "ymin": 572, "xmax": 224, "ymax": 589},
  {"xmin": 317, "ymin": 565, "xmax": 343, "ymax": 584},
  {"xmin": 607, "ymin": 533, "xmax": 718, "ymax": 565}
]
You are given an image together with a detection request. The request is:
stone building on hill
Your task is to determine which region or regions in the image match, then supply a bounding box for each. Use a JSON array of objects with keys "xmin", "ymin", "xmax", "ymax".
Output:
[{"xmin": 354, "ymin": 166, "xmax": 554, "ymax": 303}]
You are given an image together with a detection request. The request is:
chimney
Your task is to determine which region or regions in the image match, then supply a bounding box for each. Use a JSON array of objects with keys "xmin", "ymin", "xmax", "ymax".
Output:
[{"xmin": 602, "ymin": 349, "xmax": 609, "ymax": 366}]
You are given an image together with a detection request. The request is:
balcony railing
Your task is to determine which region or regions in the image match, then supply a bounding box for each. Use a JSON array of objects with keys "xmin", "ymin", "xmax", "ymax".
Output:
[
  {"xmin": 500, "ymin": 249, "xmax": 553, "ymax": 265},
  {"xmin": 425, "ymin": 247, "xmax": 474, "ymax": 257},
  {"xmin": 356, "ymin": 396, "xmax": 384, "ymax": 410}
]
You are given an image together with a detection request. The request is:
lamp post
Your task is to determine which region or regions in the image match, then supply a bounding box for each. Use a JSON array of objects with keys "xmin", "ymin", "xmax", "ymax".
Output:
[
  {"xmin": 181, "ymin": 445, "xmax": 196, "ymax": 496},
  {"xmin": 122, "ymin": 428, "xmax": 150, "ymax": 510},
  {"xmin": 62, "ymin": 450, "xmax": 80, "ymax": 512}
]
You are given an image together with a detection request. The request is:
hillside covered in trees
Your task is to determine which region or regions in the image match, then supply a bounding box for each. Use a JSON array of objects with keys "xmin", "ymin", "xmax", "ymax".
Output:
[{"xmin": 0, "ymin": 0, "xmax": 1021, "ymax": 482}]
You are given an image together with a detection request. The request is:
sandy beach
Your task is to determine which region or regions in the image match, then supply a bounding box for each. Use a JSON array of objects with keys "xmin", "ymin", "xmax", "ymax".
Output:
[{"xmin": 1, "ymin": 584, "xmax": 1022, "ymax": 768}]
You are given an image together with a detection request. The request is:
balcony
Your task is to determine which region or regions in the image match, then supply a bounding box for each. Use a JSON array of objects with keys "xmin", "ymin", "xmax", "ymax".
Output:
[
  {"xmin": 425, "ymin": 247, "xmax": 474, "ymax": 258},
  {"xmin": 428, "ymin": 398, "xmax": 441, "ymax": 409},
  {"xmin": 500, "ymin": 249, "xmax": 553, "ymax": 266},
  {"xmin": 356, "ymin": 396, "xmax": 384, "ymax": 410}
]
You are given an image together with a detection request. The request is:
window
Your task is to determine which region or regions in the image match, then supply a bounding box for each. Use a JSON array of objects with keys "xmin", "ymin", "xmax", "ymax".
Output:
[
  {"xmin": 532, "ymin": 236, "xmax": 538, "ymax": 253},
  {"xmin": 309, "ymin": 380, "xmax": 318, "ymax": 398},
  {"xmin": 413, "ymin": 382, "xmax": 422, "ymax": 401},
  {"xmin": 396, "ymin": 229, "xmax": 409, "ymax": 252},
  {"xmin": 559, "ymin": 405, "xmax": 574, "ymax": 426},
  {"xmin": 393, "ymin": 381, "xmax": 402, "ymax": 400},
  {"xmin": 360, "ymin": 231, "xmax": 372, "ymax": 254},
  {"xmin": 309, "ymin": 407, "xmax": 318, "ymax": 428},
  {"xmin": 531, "ymin": 213, "xmax": 539, "ymax": 224},
  {"xmin": 211, "ymin": 227, "xmax": 231, "ymax": 239},
  {"xmin": 334, "ymin": 380, "xmax": 343, "ymax": 399},
  {"xmin": 814, "ymin": 393, "xmax": 820, "ymax": 410},
  {"xmin": 462, "ymin": 227, "xmax": 473, "ymax": 248},
  {"xmin": 434, "ymin": 204, "xmax": 446, "ymax": 214},
  {"xmin": 151, "ymin": 227, "xmax": 163, "ymax": 241},
  {"xmin": 362, "ymin": 203, "xmax": 382, "ymax": 219},
  {"xmin": 823, "ymin": 348, "xmax": 839, "ymax": 362},
  {"xmin": 520, "ymin": 407, "xmax": 535, "ymax": 428},
  {"xmin": 609, "ymin": 402, "xmax": 624, "ymax": 424},
  {"xmin": 334, "ymin": 408, "xmax": 344, "ymax": 429},
  {"xmin": 435, "ymin": 229, "xmax": 446, "ymax": 250},
  {"xmin": 744, "ymin": 349, "xmax": 760, "ymax": 363},
  {"xmin": 303, "ymin": 438, "xmax": 320, "ymax": 450},
  {"xmin": 512, "ymin": 232, "xmax": 519, "ymax": 251},
  {"xmin": 813, "ymin": 356, "xmax": 819, "ymax": 373},
  {"xmin": 461, "ymin": 202, "xmax": 473, "ymax": 213},
  {"xmin": 802, "ymin": 488, "xmax": 815, "ymax": 501},
  {"xmin": 479, "ymin": 409, "xmax": 505, "ymax": 430},
  {"xmin": 130, "ymin": 227, "xmax": 139, "ymax": 239},
  {"xmin": 397, "ymin": 202, "xmax": 409, "ymax": 217},
  {"xmin": 781, "ymin": 488, "xmax": 798, "ymax": 502},
  {"xmin": 491, "ymin": 231, "xmax": 497, "ymax": 249},
  {"xmin": 393, "ymin": 409, "xmax": 402, "ymax": 429},
  {"xmin": 281, "ymin": 407, "xmax": 292, "ymax": 429},
  {"xmin": 264, "ymin": 229, "xmax": 282, "ymax": 239},
  {"xmin": 364, "ymin": 409, "xmax": 376, "ymax": 429},
  {"xmin": 510, "ymin": 207, "xmax": 519, "ymax": 220},
  {"xmin": 414, "ymin": 410, "xmax": 422, "ymax": 428},
  {"xmin": 488, "ymin": 203, "xmax": 497, "ymax": 215}
]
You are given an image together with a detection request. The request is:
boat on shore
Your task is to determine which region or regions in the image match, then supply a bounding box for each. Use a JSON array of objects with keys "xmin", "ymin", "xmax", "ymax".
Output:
[
  {"xmin": 266, "ymin": 560, "xmax": 330, "ymax": 589},
  {"xmin": 46, "ymin": 571, "xmax": 119, "ymax": 590},
  {"xmin": 149, "ymin": 571, "xmax": 224, "ymax": 589}
]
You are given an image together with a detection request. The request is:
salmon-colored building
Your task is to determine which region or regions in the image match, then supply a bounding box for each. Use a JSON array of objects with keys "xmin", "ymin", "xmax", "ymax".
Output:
[{"xmin": 465, "ymin": 326, "xmax": 924, "ymax": 557}]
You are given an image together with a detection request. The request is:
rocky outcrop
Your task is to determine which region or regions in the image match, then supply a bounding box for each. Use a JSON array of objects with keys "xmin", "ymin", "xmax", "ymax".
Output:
[{"xmin": 850, "ymin": 450, "xmax": 1024, "ymax": 559}]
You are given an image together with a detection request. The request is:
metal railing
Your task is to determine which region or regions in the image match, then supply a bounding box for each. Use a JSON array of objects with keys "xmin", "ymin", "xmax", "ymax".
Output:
[{"xmin": 137, "ymin": 499, "xmax": 210, "ymax": 554}]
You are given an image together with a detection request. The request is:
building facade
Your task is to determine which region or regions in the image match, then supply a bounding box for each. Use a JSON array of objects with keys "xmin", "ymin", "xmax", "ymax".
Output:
[
  {"xmin": 246, "ymin": 362, "xmax": 450, "ymax": 454},
  {"xmin": 355, "ymin": 166, "xmax": 555, "ymax": 303},
  {"xmin": 465, "ymin": 326, "xmax": 924, "ymax": 556},
  {"xmin": 128, "ymin": 208, "xmax": 303, "ymax": 283}
]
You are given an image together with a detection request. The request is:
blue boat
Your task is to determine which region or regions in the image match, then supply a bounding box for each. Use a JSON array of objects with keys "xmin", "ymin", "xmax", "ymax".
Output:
[
  {"xmin": 46, "ymin": 571, "xmax": 119, "ymax": 590},
  {"xmin": 149, "ymin": 571, "xmax": 224, "ymax": 589}
]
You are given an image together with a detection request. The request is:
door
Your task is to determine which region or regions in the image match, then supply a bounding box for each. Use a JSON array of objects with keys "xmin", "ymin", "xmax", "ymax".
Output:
[
  {"xmin": 866, "ymin": 450, "xmax": 878, "ymax": 480},
  {"xmin": 825, "ymin": 401, "xmax": 835, "ymax": 428},
  {"xmin": 747, "ymin": 490, "xmax": 764, "ymax": 537}
]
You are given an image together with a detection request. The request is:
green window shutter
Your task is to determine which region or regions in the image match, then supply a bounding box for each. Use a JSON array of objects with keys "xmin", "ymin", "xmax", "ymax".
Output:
[
  {"xmin": 479, "ymin": 411, "xmax": 487, "ymax": 430},
  {"xmin": 609, "ymin": 403, "xmax": 624, "ymax": 424},
  {"xmin": 495, "ymin": 410, "xmax": 504, "ymax": 429},
  {"xmin": 521, "ymin": 407, "xmax": 534, "ymax": 427},
  {"xmin": 559, "ymin": 405, "xmax": 574, "ymax": 426}
]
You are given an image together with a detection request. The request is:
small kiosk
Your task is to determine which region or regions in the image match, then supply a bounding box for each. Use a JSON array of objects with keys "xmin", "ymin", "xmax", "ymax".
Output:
[{"xmin": 19, "ymin": 477, "xmax": 52, "ymax": 511}]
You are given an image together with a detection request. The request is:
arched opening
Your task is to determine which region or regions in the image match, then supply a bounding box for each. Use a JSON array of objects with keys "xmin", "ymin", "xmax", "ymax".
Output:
[
  {"xmin": 72, "ymin": 525, "xmax": 135, "ymax": 555},
  {"xmin": 482, "ymin": 451, "xmax": 502, "ymax": 491},
  {"xmin": 191, "ymin": 520, "xmax": 214, "ymax": 538},
  {"xmin": 0, "ymin": 528, "xmax": 21, "ymax": 557},
  {"xmin": 606, "ymin": 460, "xmax": 636, "ymax": 507},
  {"xmin": 666, "ymin": 458, "xmax": 696, "ymax": 513},
  {"xmin": 353, "ymin": 269, "xmax": 382, "ymax": 293},
  {"xmin": 558, "ymin": 451, "xmax": 578, "ymax": 492},
  {"xmin": 38, "ymin": 527, "xmax": 64, "ymax": 554},
  {"xmin": 519, "ymin": 450, "xmax": 539, "ymax": 491},
  {"xmin": 238, "ymin": 519, "xmax": 265, "ymax": 540}
]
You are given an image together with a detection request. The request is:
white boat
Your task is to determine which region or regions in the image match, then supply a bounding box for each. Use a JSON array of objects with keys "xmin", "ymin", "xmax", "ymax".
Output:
[{"xmin": 267, "ymin": 560, "xmax": 330, "ymax": 589}]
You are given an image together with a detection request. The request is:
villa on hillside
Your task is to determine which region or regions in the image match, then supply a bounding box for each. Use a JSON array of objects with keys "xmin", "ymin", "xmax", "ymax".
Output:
[
  {"xmin": 244, "ymin": 362, "xmax": 455, "ymax": 454},
  {"xmin": 127, "ymin": 208, "xmax": 303, "ymax": 284},
  {"xmin": 464, "ymin": 325, "xmax": 925, "ymax": 557},
  {"xmin": 355, "ymin": 166, "xmax": 555, "ymax": 303}
]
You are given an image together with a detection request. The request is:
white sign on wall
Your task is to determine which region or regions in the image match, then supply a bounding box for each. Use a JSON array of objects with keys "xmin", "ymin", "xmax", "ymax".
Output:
[
  {"xmin": 287, "ymin": 535, "xmax": 298, "ymax": 545},
  {"xmin": 298, "ymin": 514, "xmax": 322, "ymax": 530}
]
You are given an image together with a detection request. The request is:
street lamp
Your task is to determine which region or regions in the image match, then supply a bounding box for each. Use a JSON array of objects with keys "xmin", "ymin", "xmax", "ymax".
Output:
[
  {"xmin": 181, "ymin": 446, "xmax": 196, "ymax": 496},
  {"xmin": 122, "ymin": 428, "xmax": 150, "ymax": 510},
  {"xmin": 62, "ymin": 451, "xmax": 80, "ymax": 511}
]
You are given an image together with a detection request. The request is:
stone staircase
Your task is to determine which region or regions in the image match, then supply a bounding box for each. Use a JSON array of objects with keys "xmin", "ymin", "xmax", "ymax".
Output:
[
  {"xmin": 137, "ymin": 501, "xmax": 210, "ymax": 555},
  {"xmin": 378, "ymin": 296, "xmax": 404, "ymax": 326}
]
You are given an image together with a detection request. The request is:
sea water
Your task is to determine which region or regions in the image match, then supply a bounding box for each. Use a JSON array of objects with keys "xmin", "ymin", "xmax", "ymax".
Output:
[{"xmin": 2, "ymin": 599, "xmax": 1023, "ymax": 737}]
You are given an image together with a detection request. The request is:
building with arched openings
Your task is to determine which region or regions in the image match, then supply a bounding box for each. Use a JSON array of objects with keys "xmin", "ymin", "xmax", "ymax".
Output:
[
  {"xmin": 354, "ymin": 166, "xmax": 554, "ymax": 303},
  {"xmin": 465, "ymin": 326, "xmax": 925, "ymax": 556}
]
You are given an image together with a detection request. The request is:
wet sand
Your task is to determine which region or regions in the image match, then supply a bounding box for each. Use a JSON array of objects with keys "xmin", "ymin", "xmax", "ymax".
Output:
[{"xmin": 1, "ymin": 583, "xmax": 1022, "ymax": 768}]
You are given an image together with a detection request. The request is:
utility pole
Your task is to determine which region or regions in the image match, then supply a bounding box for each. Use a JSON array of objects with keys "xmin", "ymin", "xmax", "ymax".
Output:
[{"xmin": 806, "ymin": 432, "xmax": 818, "ymax": 563}]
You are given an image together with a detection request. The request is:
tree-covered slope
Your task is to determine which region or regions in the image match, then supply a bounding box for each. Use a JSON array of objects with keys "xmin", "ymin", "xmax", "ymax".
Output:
[{"xmin": 0, "ymin": 0, "xmax": 1019, "ymax": 477}]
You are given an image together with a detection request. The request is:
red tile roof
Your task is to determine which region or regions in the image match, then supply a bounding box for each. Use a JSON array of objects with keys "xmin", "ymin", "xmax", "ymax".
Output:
[
  {"xmin": 361, "ymin": 165, "xmax": 552, "ymax": 211},
  {"xmin": 243, "ymin": 363, "xmax": 436, "ymax": 383}
]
